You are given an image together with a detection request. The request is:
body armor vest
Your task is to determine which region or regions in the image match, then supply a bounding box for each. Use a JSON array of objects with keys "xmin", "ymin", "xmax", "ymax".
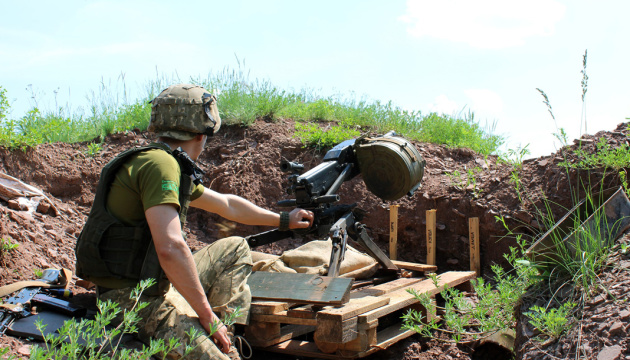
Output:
[{"xmin": 75, "ymin": 143, "xmax": 194, "ymax": 296}]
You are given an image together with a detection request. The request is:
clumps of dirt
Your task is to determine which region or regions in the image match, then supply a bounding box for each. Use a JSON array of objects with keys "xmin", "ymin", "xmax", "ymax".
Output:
[{"xmin": 0, "ymin": 118, "xmax": 629, "ymax": 359}]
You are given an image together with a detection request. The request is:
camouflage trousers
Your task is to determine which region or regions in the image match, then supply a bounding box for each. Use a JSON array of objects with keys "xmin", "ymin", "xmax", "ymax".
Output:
[{"xmin": 100, "ymin": 237, "xmax": 253, "ymax": 360}]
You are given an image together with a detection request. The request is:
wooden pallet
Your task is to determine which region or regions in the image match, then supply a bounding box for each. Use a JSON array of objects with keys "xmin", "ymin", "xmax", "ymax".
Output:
[{"xmin": 245, "ymin": 270, "xmax": 476, "ymax": 359}]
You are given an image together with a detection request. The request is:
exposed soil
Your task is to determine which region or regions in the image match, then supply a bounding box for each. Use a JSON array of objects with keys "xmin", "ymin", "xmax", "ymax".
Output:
[{"xmin": 1, "ymin": 118, "xmax": 629, "ymax": 359}]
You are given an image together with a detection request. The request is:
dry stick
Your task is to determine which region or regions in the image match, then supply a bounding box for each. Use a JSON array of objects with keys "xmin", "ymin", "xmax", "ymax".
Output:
[
  {"xmin": 469, "ymin": 217, "xmax": 480, "ymax": 276},
  {"xmin": 426, "ymin": 210, "xmax": 437, "ymax": 266},
  {"xmin": 389, "ymin": 205, "xmax": 399, "ymax": 260}
]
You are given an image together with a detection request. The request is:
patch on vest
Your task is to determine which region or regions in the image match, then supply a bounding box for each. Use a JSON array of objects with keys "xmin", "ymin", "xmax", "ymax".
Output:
[{"xmin": 162, "ymin": 180, "xmax": 178, "ymax": 192}]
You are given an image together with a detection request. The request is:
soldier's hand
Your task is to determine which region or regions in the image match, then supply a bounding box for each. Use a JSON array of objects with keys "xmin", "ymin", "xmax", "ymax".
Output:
[
  {"xmin": 289, "ymin": 208, "xmax": 314, "ymax": 229},
  {"xmin": 202, "ymin": 314, "xmax": 231, "ymax": 353}
]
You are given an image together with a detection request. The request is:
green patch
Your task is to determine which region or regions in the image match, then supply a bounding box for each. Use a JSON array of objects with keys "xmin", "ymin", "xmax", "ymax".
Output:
[{"xmin": 161, "ymin": 180, "xmax": 178, "ymax": 192}]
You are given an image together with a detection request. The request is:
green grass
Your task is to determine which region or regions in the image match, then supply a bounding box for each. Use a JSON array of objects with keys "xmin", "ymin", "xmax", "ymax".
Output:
[{"xmin": 0, "ymin": 66, "xmax": 504, "ymax": 156}]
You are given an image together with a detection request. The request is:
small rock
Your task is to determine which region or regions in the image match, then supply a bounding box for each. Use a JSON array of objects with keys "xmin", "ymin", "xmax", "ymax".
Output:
[
  {"xmin": 594, "ymin": 306, "xmax": 608, "ymax": 315},
  {"xmin": 515, "ymin": 211, "xmax": 532, "ymax": 223},
  {"xmin": 475, "ymin": 158, "xmax": 489, "ymax": 169},
  {"xmin": 598, "ymin": 345, "xmax": 622, "ymax": 360},
  {"xmin": 609, "ymin": 322, "xmax": 625, "ymax": 337},
  {"xmin": 590, "ymin": 294, "xmax": 607, "ymax": 306},
  {"xmin": 37, "ymin": 200, "xmax": 51, "ymax": 214},
  {"xmin": 17, "ymin": 345, "xmax": 31, "ymax": 356},
  {"xmin": 8, "ymin": 199, "xmax": 24, "ymax": 211},
  {"xmin": 44, "ymin": 224, "xmax": 54, "ymax": 230},
  {"xmin": 583, "ymin": 341, "xmax": 592, "ymax": 354},
  {"xmin": 446, "ymin": 258, "xmax": 459, "ymax": 265},
  {"xmin": 619, "ymin": 310, "xmax": 630, "ymax": 320}
]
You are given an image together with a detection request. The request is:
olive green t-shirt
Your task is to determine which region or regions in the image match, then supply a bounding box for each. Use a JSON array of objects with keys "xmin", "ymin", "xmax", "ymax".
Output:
[{"xmin": 106, "ymin": 147, "xmax": 205, "ymax": 226}]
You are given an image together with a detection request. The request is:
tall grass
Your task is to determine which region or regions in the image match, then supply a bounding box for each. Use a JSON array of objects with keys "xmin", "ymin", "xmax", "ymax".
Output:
[{"xmin": 0, "ymin": 66, "xmax": 504, "ymax": 155}]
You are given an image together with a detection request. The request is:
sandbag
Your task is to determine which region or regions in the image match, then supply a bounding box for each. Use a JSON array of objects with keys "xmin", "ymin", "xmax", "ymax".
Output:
[
  {"xmin": 355, "ymin": 135, "xmax": 425, "ymax": 201},
  {"xmin": 251, "ymin": 240, "xmax": 378, "ymax": 279}
]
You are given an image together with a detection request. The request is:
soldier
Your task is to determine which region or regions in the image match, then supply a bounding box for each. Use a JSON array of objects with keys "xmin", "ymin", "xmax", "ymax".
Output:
[{"xmin": 75, "ymin": 84, "xmax": 314, "ymax": 359}]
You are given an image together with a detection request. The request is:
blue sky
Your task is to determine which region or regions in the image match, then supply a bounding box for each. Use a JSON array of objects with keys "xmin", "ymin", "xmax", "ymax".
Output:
[{"xmin": 1, "ymin": 0, "xmax": 628, "ymax": 158}]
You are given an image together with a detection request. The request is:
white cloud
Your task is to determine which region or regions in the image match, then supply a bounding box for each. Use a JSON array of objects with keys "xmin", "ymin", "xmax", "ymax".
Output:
[
  {"xmin": 428, "ymin": 94, "xmax": 460, "ymax": 115},
  {"xmin": 399, "ymin": 0, "xmax": 566, "ymax": 48},
  {"xmin": 464, "ymin": 89, "xmax": 503, "ymax": 116}
]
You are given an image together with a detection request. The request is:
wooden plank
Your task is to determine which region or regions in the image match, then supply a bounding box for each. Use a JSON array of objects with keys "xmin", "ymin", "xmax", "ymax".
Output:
[
  {"xmin": 314, "ymin": 296, "xmax": 389, "ymax": 344},
  {"xmin": 390, "ymin": 261, "xmax": 437, "ymax": 273},
  {"xmin": 359, "ymin": 271, "xmax": 477, "ymax": 323},
  {"xmin": 248, "ymin": 272, "xmax": 352, "ymax": 305},
  {"xmin": 469, "ymin": 217, "xmax": 480, "ymax": 276},
  {"xmin": 246, "ymin": 323, "xmax": 315, "ymax": 348},
  {"xmin": 244, "ymin": 321, "xmax": 281, "ymax": 346},
  {"xmin": 356, "ymin": 278, "xmax": 424, "ymax": 297},
  {"xmin": 338, "ymin": 318, "xmax": 378, "ymax": 352},
  {"xmin": 318, "ymin": 296, "xmax": 390, "ymax": 321},
  {"xmin": 389, "ymin": 205, "xmax": 399, "ymax": 260},
  {"xmin": 375, "ymin": 325, "xmax": 416, "ymax": 348},
  {"xmin": 314, "ymin": 317, "xmax": 358, "ymax": 344},
  {"xmin": 262, "ymin": 324, "xmax": 417, "ymax": 359},
  {"xmin": 265, "ymin": 340, "xmax": 341, "ymax": 359},
  {"xmin": 426, "ymin": 209, "xmax": 437, "ymax": 265},
  {"xmin": 357, "ymin": 324, "xmax": 417, "ymax": 357},
  {"xmin": 250, "ymin": 301, "xmax": 289, "ymax": 315},
  {"xmin": 251, "ymin": 311, "xmax": 318, "ymax": 326},
  {"xmin": 286, "ymin": 305, "xmax": 317, "ymax": 319}
]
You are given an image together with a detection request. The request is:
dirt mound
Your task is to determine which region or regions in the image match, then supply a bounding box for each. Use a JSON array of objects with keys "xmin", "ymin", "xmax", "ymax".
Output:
[{"xmin": 1, "ymin": 119, "xmax": 628, "ymax": 359}]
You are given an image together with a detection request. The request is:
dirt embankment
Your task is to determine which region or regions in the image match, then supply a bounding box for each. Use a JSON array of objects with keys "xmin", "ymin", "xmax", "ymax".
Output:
[{"xmin": 1, "ymin": 119, "xmax": 629, "ymax": 359}]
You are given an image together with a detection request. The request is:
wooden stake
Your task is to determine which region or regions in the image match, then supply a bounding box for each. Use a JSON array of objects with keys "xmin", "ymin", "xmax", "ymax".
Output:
[
  {"xmin": 469, "ymin": 217, "xmax": 480, "ymax": 276},
  {"xmin": 389, "ymin": 205, "xmax": 399, "ymax": 260},
  {"xmin": 426, "ymin": 210, "xmax": 436, "ymax": 265}
]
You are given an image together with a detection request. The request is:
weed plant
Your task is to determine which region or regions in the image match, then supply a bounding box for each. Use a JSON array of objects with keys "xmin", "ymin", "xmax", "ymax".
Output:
[
  {"xmin": 443, "ymin": 167, "xmax": 483, "ymax": 198},
  {"xmin": 402, "ymin": 236, "xmax": 538, "ymax": 343},
  {"xmin": 499, "ymin": 144, "xmax": 530, "ymax": 202},
  {"xmin": 0, "ymin": 237, "xmax": 19, "ymax": 253},
  {"xmin": 85, "ymin": 142, "xmax": 103, "ymax": 157},
  {"xmin": 524, "ymin": 301, "xmax": 576, "ymax": 341}
]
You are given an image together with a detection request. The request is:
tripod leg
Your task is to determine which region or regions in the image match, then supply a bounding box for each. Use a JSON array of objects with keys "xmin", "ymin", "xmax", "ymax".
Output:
[
  {"xmin": 327, "ymin": 240, "xmax": 342, "ymax": 277},
  {"xmin": 353, "ymin": 224, "xmax": 398, "ymax": 272},
  {"xmin": 327, "ymin": 229, "xmax": 348, "ymax": 278}
]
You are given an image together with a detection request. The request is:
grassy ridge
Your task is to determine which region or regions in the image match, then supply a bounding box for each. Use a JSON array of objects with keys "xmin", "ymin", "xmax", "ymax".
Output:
[{"xmin": 0, "ymin": 67, "xmax": 503, "ymax": 155}]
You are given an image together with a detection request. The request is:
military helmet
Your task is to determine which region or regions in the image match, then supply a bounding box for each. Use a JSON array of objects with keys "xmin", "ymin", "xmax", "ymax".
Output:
[{"xmin": 148, "ymin": 84, "xmax": 221, "ymax": 140}]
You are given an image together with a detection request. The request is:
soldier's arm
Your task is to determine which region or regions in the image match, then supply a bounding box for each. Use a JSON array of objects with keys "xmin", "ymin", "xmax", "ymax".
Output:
[
  {"xmin": 145, "ymin": 204, "xmax": 231, "ymax": 353},
  {"xmin": 190, "ymin": 187, "xmax": 313, "ymax": 228}
]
